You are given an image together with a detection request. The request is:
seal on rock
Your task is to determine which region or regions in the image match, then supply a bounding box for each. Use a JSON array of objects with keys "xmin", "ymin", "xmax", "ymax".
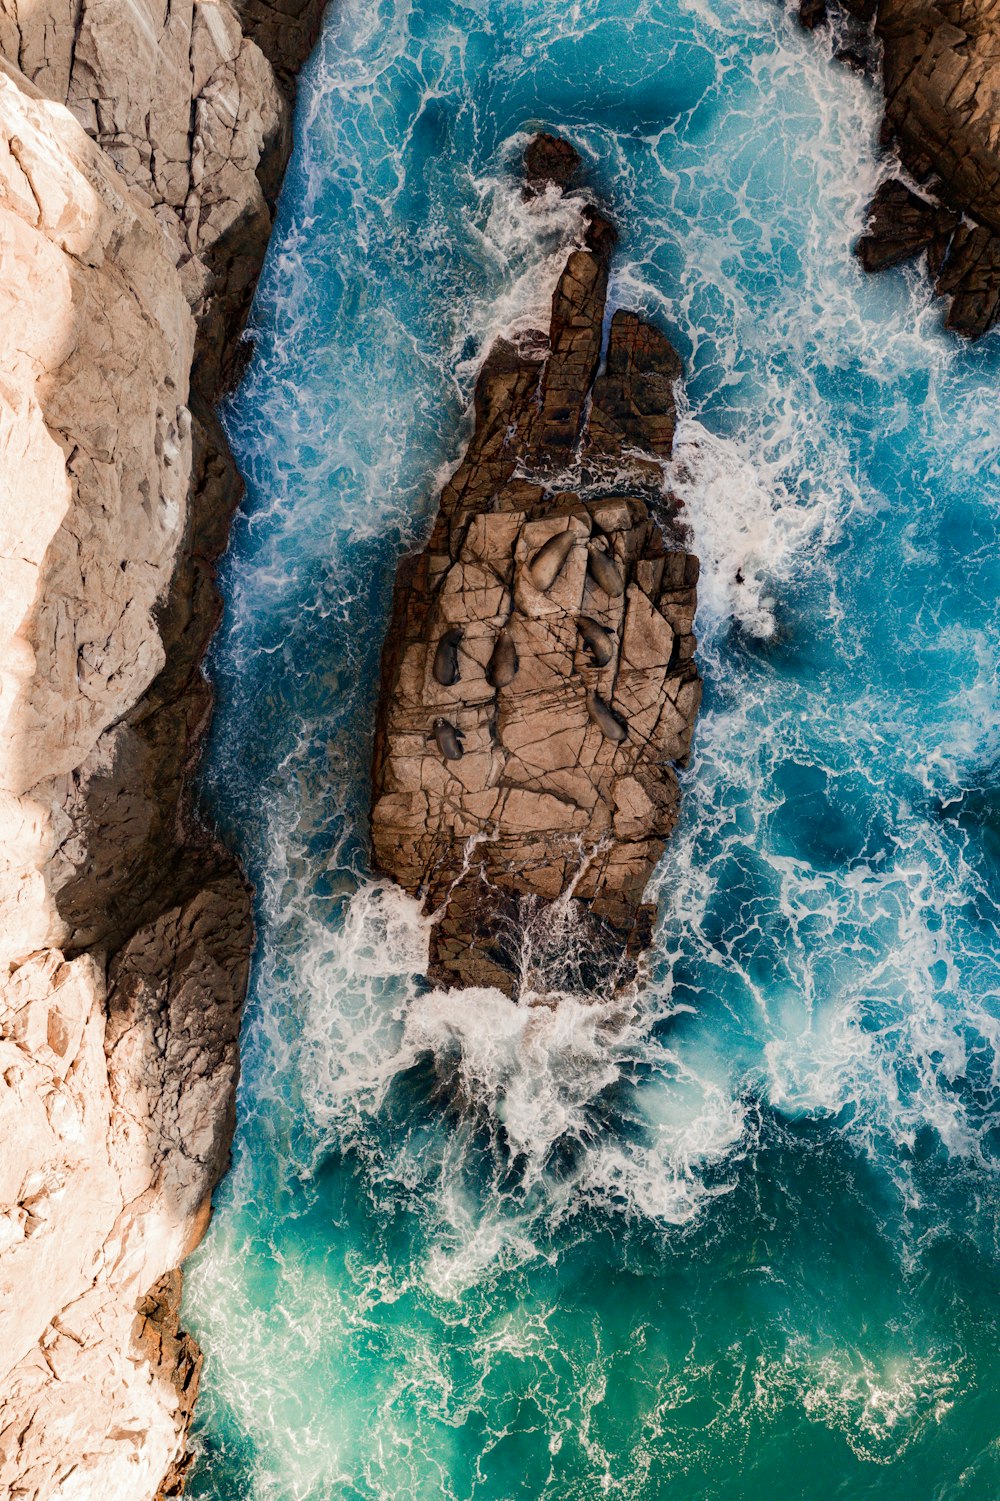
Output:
[
  {"xmin": 587, "ymin": 545, "xmax": 624, "ymax": 597},
  {"xmin": 576, "ymin": 615, "xmax": 615, "ymax": 667},
  {"xmin": 586, "ymin": 691, "xmax": 628, "ymax": 743},
  {"xmin": 433, "ymin": 627, "xmax": 463, "ymax": 686},
  {"xmin": 433, "ymin": 718, "xmax": 465, "ymax": 760},
  {"xmin": 487, "ymin": 631, "xmax": 519, "ymax": 688},
  {"xmin": 527, "ymin": 530, "xmax": 578, "ymax": 592}
]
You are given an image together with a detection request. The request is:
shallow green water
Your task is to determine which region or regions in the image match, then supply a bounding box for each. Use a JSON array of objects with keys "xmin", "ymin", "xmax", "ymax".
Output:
[{"xmin": 185, "ymin": 0, "xmax": 1000, "ymax": 1494}]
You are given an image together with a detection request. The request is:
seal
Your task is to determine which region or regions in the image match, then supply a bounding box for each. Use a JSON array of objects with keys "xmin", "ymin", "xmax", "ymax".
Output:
[
  {"xmin": 527, "ymin": 529, "xmax": 578, "ymax": 592},
  {"xmin": 433, "ymin": 627, "xmax": 463, "ymax": 686},
  {"xmin": 433, "ymin": 718, "xmax": 465, "ymax": 760},
  {"xmin": 586, "ymin": 691, "xmax": 628, "ymax": 743},
  {"xmin": 587, "ymin": 545, "xmax": 624, "ymax": 598},
  {"xmin": 487, "ymin": 631, "xmax": 519, "ymax": 688},
  {"xmin": 576, "ymin": 615, "xmax": 615, "ymax": 667}
]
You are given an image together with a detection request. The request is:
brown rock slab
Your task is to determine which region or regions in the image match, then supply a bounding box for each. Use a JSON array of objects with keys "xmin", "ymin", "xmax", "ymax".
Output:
[{"xmin": 371, "ymin": 137, "xmax": 701, "ymax": 998}]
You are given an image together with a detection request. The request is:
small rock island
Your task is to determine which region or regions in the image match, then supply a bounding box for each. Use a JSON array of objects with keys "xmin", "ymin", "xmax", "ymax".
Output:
[{"xmin": 371, "ymin": 136, "xmax": 702, "ymax": 996}]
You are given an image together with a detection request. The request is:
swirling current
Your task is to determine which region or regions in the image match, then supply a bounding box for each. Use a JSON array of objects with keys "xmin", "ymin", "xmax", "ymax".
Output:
[{"xmin": 184, "ymin": 0, "xmax": 1000, "ymax": 1495}]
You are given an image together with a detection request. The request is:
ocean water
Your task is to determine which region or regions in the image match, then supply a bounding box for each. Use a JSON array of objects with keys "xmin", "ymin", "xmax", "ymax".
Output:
[{"xmin": 183, "ymin": 0, "xmax": 1000, "ymax": 1495}]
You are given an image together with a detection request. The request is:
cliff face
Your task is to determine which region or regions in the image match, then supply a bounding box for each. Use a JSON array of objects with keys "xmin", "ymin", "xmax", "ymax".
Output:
[
  {"xmin": 372, "ymin": 141, "xmax": 701, "ymax": 999},
  {"xmin": 0, "ymin": 1, "xmax": 323, "ymax": 1494}
]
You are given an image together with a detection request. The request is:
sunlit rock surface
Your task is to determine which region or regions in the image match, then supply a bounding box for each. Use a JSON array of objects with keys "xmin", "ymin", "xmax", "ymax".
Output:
[{"xmin": 0, "ymin": 0, "xmax": 324, "ymax": 1492}]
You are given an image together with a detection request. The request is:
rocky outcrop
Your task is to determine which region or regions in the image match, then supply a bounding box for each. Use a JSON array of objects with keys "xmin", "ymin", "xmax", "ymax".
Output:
[
  {"xmin": 804, "ymin": 0, "xmax": 1000, "ymax": 335},
  {"xmin": 854, "ymin": 177, "xmax": 958, "ymax": 272},
  {"xmin": 372, "ymin": 141, "xmax": 701, "ymax": 997},
  {"xmin": 0, "ymin": 0, "xmax": 324, "ymax": 1494}
]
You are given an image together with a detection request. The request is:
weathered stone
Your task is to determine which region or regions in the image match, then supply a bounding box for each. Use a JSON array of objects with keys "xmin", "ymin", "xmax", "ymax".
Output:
[
  {"xmin": 523, "ymin": 131, "xmax": 581, "ymax": 193},
  {"xmin": 825, "ymin": 0, "xmax": 1000, "ymax": 334},
  {"xmin": 590, "ymin": 310, "xmax": 683, "ymax": 459},
  {"xmin": 936, "ymin": 218, "xmax": 1000, "ymax": 334},
  {"xmin": 231, "ymin": 0, "xmax": 328, "ymax": 100},
  {"xmin": 371, "ymin": 137, "xmax": 701, "ymax": 998},
  {"xmin": 0, "ymin": 874, "xmax": 251, "ymax": 1500},
  {"xmin": 0, "ymin": 0, "xmax": 321, "ymax": 1494},
  {"xmin": 799, "ymin": 0, "xmax": 829, "ymax": 30},
  {"xmin": 855, "ymin": 177, "xmax": 959, "ymax": 272}
]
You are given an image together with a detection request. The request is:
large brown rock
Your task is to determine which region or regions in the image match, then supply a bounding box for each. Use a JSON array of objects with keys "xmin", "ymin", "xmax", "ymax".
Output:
[
  {"xmin": 878, "ymin": 0, "xmax": 1000, "ymax": 232},
  {"xmin": 814, "ymin": 0, "xmax": 1000, "ymax": 333},
  {"xmin": 854, "ymin": 177, "xmax": 958, "ymax": 272},
  {"xmin": 372, "ymin": 142, "xmax": 701, "ymax": 997}
]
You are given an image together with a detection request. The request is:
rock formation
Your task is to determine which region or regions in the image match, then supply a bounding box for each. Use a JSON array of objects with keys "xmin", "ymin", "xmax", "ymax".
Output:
[
  {"xmin": 803, "ymin": 0, "xmax": 1000, "ymax": 335},
  {"xmin": 372, "ymin": 139, "xmax": 701, "ymax": 997},
  {"xmin": 0, "ymin": 0, "xmax": 324, "ymax": 1494}
]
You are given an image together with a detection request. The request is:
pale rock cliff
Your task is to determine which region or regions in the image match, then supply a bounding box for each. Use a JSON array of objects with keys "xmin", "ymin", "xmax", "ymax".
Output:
[{"xmin": 0, "ymin": 0, "xmax": 323, "ymax": 1495}]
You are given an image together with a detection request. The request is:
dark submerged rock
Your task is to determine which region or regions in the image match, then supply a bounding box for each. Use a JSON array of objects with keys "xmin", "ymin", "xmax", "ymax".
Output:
[
  {"xmin": 798, "ymin": 0, "xmax": 828, "ymax": 30},
  {"xmin": 523, "ymin": 132, "xmax": 582, "ymax": 193},
  {"xmin": 834, "ymin": 43, "xmax": 874, "ymax": 73}
]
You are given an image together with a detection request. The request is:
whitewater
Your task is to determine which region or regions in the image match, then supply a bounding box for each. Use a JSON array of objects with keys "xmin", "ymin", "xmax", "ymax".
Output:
[{"xmin": 184, "ymin": 0, "xmax": 1000, "ymax": 1495}]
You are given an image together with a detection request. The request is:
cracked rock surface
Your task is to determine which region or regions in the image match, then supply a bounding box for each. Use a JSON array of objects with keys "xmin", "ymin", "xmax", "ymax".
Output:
[{"xmin": 372, "ymin": 144, "xmax": 701, "ymax": 997}]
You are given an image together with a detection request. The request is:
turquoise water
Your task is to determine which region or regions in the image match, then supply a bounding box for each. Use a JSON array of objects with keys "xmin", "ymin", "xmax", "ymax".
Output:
[{"xmin": 184, "ymin": 0, "xmax": 1000, "ymax": 1495}]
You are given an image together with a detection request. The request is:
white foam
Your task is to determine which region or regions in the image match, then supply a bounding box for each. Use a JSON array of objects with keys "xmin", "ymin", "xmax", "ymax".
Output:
[
  {"xmin": 279, "ymin": 877, "xmax": 748, "ymax": 1285},
  {"xmin": 667, "ymin": 408, "xmax": 833, "ymax": 639},
  {"xmin": 184, "ymin": 1, "xmax": 1000, "ymax": 1490}
]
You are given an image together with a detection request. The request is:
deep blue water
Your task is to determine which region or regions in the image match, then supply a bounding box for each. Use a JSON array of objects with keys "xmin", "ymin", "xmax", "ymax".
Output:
[{"xmin": 184, "ymin": 1, "xmax": 1000, "ymax": 1495}]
